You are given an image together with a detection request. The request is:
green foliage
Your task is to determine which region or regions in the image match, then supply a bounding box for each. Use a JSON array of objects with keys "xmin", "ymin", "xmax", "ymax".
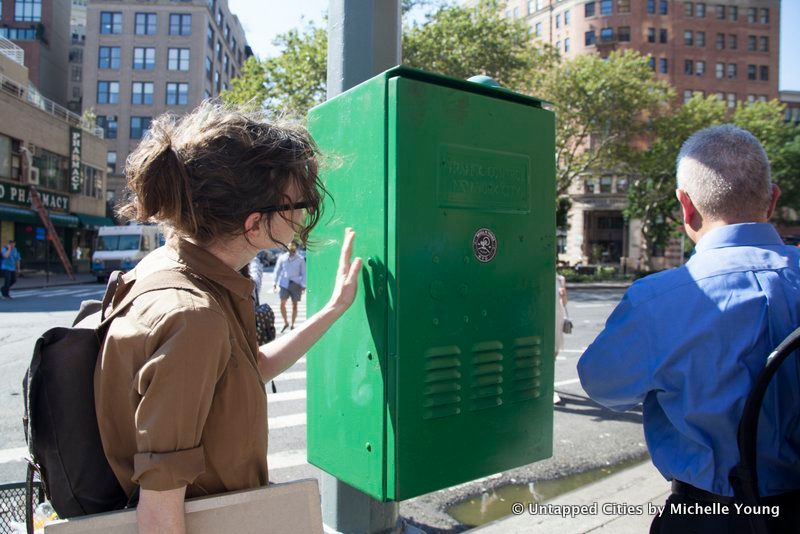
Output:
[
  {"xmin": 537, "ymin": 50, "xmax": 673, "ymax": 197},
  {"xmin": 220, "ymin": 56, "xmax": 268, "ymax": 110},
  {"xmin": 403, "ymin": 0, "xmax": 555, "ymax": 92}
]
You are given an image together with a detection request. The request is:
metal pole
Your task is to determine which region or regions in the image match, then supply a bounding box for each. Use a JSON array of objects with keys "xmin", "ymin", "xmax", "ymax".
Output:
[{"xmin": 323, "ymin": 1, "xmax": 401, "ymax": 533}]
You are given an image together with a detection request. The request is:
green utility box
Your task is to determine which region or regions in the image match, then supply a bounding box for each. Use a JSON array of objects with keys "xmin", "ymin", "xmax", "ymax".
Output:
[{"xmin": 306, "ymin": 66, "xmax": 555, "ymax": 501}]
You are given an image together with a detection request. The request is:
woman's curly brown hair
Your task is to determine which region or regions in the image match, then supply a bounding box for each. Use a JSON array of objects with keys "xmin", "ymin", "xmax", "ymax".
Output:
[{"xmin": 118, "ymin": 101, "xmax": 326, "ymax": 247}]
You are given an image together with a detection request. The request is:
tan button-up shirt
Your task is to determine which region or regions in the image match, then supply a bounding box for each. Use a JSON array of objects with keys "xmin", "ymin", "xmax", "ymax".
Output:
[{"xmin": 94, "ymin": 236, "xmax": 268, "ymax": 498}]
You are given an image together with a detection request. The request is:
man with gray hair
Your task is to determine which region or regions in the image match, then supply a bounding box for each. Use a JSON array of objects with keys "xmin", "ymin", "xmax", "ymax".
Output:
[{"xmin": 579, "ymin": 125, "xmax": 800, "ymax": 533}]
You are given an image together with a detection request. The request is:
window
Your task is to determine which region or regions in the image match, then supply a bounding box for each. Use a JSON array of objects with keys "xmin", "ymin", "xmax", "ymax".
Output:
[
  {"xmin": 647, "ymin": 27, "xmax": 656, "ymax": 43},
  {"xmin": 168, "ymin": 48, "xmax": 190, "ymax": 71},
  {"xmin": 696, "ymin": 2, "xmax": 705, "ymax": 17},
  {"xmin": 760, "ymin": 66, "xmax": 769, "ymax": 81},
  {"xmin": 81, "ymin": 165, "xmax": 103, "ymax": 199},
  {"xmin": 727, "ymin": 93, "xmax": 735, "ymax": 109},
  {"xmin": 684, "ymin": 30, "xmax": 693, "ymax": 46},
  {"xmin": 135, "ymin": 13, "xmax": 157, "ymax": 35},
  {"xmin": 205, "ymin": 56, "xmax": 213, "ymax": 81},
  {"xmin": 133, "ymin": 47, "xmax": 156, "ymax": 70},
  {"xmin": 224, "ymin": 24, "xmax": 230, "ymax": 41},
  {"xmin": 659, "ymin": 58, "xmax": 668, "ymax": 73},
  {"xmin": 0, "ymin": 27, "xmax": 36, "ymax": 39},
  {"xmin": 166, "ymin": 82, "xmax": 189, "ymax": 105},
  {"xmin": 600, "ymin": 27, "xmax": 614, "ymax": 42},
  {"xmin": 684, "ymin": 89, "xmax": 693, "ymax": 103},
  {"xmin": 618, "ymin": 26, "xmax": 630, "ymax": 42},
  {"xmin": 729, "ymin": 6, "xmax": 737, "ymax": 21},
  {"xmin": 728, "ymin": 34, "xmax": 737, "ymax": 50},
  {"xmin": 585, "ymin": 1, "xmax": 595, "ymax": 18},
  {"xmin": 555, "ymin": 14, "xmax": 561, "ymax": 28},
  {"xmin": 715, "ymin": 62, "xmax": 724, "ymax": 79},
  {"xmin": 747, "ymin": 64, "xmax": 756, "ymax": 80},
  {"xmin": 528, "ymin": 0, "xmax": 535, "ymax": 14},
  {"xmin": 715, "ymin": 5, "xmax": 725, "ymax": 19},
  {"xmin": 696, "ymin": 60, "xmax": 705, "ymax": 76},
  {"xmin": 716, "ymin": 33, "xmax": 725, "ymax": 49},
  {"xmin": 759, "ymin": 36, "xmax": 768, "ymax": 52},
  {"xmin": 617, "ymin": 0, "xmax": 630, "ymax": 13},
  {"xmin": 564, "ymin": 9, "xmax": 571, "ymax": 24},
  {"xmin": 130, "ymin": 117, "xmax": 152, "ymax": 140},
  {"xmin": 564, "ymin": 37, "xmax": 571, "ymax": 52},
  {"xmin": 600, "ymin": 0, "xmax": 612, "ymax": 16},
  {"xmin": 660, "ymin": 29, "xmax": 668, "ymax": 43},
  {"xmin": 107, "ymin": 152, "xmax": 117, "ymax": 175},
  {"xmin": 232, "ymin": 37, "xmax": 238, "ymax": 56},
  {"xmin": 214, "ymin": 70, "xmax": 221, "ymax": 93},
  {"xmin": 98, "ymin": 46, "xmax": 120, "ymax": 69},
  {"xmin": 14, "ymin": 0, "xmax": 41, "ymax": 22},
  {"xmin": 648, "ymin": 57, "xmax": 655, "ymax": 70},
  {"xmin": 216, "ymin": 8, "xmax": 223, "ymax": 26},
  {"xmin": 647, "ymin": 0, "xmax": 655, "ymax": 14},
  {"xmin": 223, "ymin": 53, "xmax": 229, "ymax": 75},
  {"xmin": 584, "ymin": 178, "xmax": 596, "ymax": 194},
  {"xmin": 534, "ymin": 22, "xmax": 542, "ymax": 37},
  {"xmin": 727, "ymin": 63, "xmax": 737, "ymax": 79},
  {"xmin": 747, "ymin": 35, "xmax": 756, "ymax": 51},
  {"xmin": 131, "ymin": 82, "xmax": 154, "ymax": 105},
  {"xmin": 100, "ymin": 12, "xmax": 122, "ymax": 34},
  {"xmin": 599, "ymin": 176, "xmax": 612, "ymax": 193},
  {"xmin": 684, "ymin": 60, "xmax": 694, "ymax": 75},
  {"xmin": 97, "ymin": 81, "xmax": 119, "ymax": 104},
  {"xmin": 71, "ymin": 65, "xmax": 81, "ymax": 82},
  {"xmin": 696, "ymin": 31, "xmax": 705, "ymax": 47},
  {"xmin": 759, "ymin": 8, "xmax": 768, "ymax": 24},
  {"xmin": 513, "ymin": 7, "xmax": 519, "ymax": 18},
  {"xmin": 747, "ymin": 7, "xmax": 756, "ymax": 23},
  {"xmin": 207, "ymin": 24, "xmax": 214, "ymax": 47},
  {"xmin": 556, "ymin": 40, "xmax": 561, "ymax": 51},
  {"xmin": 216, "ymin": 40, "xmax": 222, "ymax": 61},
  {"xmin": 684, "ymin": 2, "xmax": 693, "ymax": 16},
  {"xmin": 96, "ymin": 115, "xmax": 117, "ymax": 139},
  {"xmin": 659, "ymin": 0, "xmax": 668, "ymax": 15},
  {"xmin": 169, "ymin": 13, "xmax": 192, "ymax": 36},
  {"xmin": 585, "ymin": 30, "xmax": 596, "ymax": 46}
]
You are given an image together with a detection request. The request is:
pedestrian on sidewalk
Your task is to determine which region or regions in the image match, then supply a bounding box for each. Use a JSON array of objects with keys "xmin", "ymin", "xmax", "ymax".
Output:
[
  {"xmin": 1, "ymin": 239, "xmax": 21, "ymax": 298},
  {"xmin": 94, "ymin": 102, "xmax": 363, "ymax": 534},
  {"xmin": 578, "ymin": 125, "xmax": 800, "ymax": 533},
  {"xmin": 273, "ymin": 240, "xmax": 306, "ymax": 332}
]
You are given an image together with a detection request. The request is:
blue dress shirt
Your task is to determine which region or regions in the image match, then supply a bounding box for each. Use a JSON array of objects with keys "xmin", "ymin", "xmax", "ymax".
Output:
[
  {"xmin": 578, "ymin": 223, "xmax": 800, "ymax": 497},
  {"xmin": 273, "ymin": 252, "xmax": 306, "ymax": 289}
]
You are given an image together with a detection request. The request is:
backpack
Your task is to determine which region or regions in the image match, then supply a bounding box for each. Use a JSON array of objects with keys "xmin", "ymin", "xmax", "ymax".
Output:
[{"xmin": 22, "ymin": 269, "xmax": 201, "ymax": 525}]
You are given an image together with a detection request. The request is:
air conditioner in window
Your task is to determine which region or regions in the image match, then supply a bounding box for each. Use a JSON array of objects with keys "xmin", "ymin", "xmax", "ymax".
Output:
[{"xmin": 29, "ymin": 166, "xmax": 40, "ymax": 185}]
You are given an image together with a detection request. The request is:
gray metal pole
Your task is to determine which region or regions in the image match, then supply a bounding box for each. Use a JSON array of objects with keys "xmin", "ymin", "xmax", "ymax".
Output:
[{"xmin": 323, "ymin": 1, "xmax": 401, "ymax": 533}]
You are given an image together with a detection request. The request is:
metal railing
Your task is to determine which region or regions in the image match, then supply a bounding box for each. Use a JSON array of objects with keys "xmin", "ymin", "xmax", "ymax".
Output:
[
  {"xmin": 0, "ymin": 36, "xmax": 25, "ymax": 66},
  {"xmin": 0, "ymin": 71, "xmax": 104, "ymax": 138}
]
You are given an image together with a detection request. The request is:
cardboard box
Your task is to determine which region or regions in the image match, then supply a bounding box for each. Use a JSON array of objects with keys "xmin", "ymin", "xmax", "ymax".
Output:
[{"xmin": 45, "ymin": 479, "xmax": 322, "ymax": 534}]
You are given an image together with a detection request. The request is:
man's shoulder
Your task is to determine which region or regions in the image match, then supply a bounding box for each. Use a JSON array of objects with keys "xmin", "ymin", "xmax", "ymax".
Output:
[{"xmin": 625, "ymin": 267, "xmax": 695, "ymax": 307}]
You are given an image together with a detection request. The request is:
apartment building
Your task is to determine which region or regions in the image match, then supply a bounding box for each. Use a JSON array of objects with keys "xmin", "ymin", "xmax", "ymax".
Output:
[
  {"xmin": 504, "ymin": 0, "xmax": 781, "ymax": 267},
  {"xmin": 68, "ymin": 0, "xmax": 87, "ymax": 113},
  {"xmin": 0, "ymin": 0, "xmax": 71, "ymax": 106},
  {"xmin": 0, "ymin": 37, "xmax": 109, "ymax": 272},
  {"xmin": 83, "ymin": 0, "xmax": 250, "ymax": 202}
]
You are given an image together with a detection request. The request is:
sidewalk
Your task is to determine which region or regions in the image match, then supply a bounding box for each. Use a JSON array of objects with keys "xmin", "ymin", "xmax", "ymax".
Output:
[
  {"xmin": 11, "ymin": 270, "xmax": 97, "ymax": 290},
  {"xmin": 471, "ymin": 461, "xmax": 669, "ymax": 534}
]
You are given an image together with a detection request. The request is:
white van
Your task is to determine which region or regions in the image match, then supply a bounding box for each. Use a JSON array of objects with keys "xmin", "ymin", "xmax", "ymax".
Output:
[{"xmin": 91, "ymin": 223, "xmax": 164, "ymax": 282}]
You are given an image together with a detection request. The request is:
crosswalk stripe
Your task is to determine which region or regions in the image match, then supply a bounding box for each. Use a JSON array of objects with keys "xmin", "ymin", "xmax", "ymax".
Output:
[
  {"xmin": 554, "ymin": 378, "xmax": 581, "ymax": 387},
  {"xmin": 0, "ymin": 447, "xmax": 27, "ymax": 464},
  {"xmin": 268, "ymin": 389, "xmax": 306, "ymax": 403},
  {"xmin": 268, "ymin": 449, "xmax": 308, "ymax": 470},
  {"xmin": 277, "ymin": 371, "xmax": 306, "ymax": 382},
  {"xmin": 270, "ymin": 413, "xmax": 306, "ymax": 429}
]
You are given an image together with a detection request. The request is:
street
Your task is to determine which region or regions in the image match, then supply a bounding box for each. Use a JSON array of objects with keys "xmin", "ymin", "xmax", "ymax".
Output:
[{"xmin": 0, "ymin": 280, "xmax": 643, "ymax": 532}]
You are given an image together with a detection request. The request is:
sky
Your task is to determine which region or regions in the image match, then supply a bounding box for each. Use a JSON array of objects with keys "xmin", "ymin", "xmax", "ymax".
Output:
[{"xmin": 229, "ymin": 0, "xmax": 800, "ymax": 92}]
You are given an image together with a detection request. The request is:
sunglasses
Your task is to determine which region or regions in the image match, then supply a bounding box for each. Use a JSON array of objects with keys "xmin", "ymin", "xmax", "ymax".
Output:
[{"xmin": 260, "ymin": 201, "xmax": 312, "ymax": 214}]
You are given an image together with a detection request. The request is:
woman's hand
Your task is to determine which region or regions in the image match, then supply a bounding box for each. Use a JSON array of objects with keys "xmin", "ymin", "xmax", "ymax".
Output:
[{"xmin": 326, "ymin": 228, "xmax": 362, "ymax": 315}]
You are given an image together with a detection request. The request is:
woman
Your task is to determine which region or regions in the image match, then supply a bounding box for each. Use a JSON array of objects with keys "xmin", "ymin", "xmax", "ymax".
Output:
[{"xmin": 94, "ymin": 102, "xmax": 362, "ymax": 533}]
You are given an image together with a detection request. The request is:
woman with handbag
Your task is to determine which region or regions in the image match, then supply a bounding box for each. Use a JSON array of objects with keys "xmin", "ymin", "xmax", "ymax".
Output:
[{"xmin": 94, "ymin": 102, "xmax": 362, "ymax": 534}]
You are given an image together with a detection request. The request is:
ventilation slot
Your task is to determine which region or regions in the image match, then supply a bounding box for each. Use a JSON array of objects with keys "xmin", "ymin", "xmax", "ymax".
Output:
[
  {"xmin": 423, "ymin": 345, "xmax": 462, "ymax": 420},
  {"xmin": 511, "ymin": 336, "xmax": 543, "ymax": 403},
  {"xmin": 469, "ymin": 340, "xmax": 504, "ymax": 411}
]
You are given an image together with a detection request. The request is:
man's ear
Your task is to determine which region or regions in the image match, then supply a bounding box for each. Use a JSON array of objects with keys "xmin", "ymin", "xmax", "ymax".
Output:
[
  {"xmin": 766, "ymin": 183, "xmax": 781, "ymax": 220},
  {"xmin": 676, "ymin": 189, "xmax": 697, "ymax": 226}
]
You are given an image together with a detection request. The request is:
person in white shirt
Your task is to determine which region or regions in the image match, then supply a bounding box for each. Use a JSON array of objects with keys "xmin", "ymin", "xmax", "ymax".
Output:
[{"xmin": 273, "ymin": 241, "xmax": 306, "ymax": 331}]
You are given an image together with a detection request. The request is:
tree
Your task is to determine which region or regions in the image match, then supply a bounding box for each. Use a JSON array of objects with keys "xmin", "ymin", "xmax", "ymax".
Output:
[
  {"xmin": 402, "ymin": 0, "xmax": 555, "ymax": 92},
  {"xmin": 220, "ymin": 56, "xmax": 268, "ymax": 109},
  {"xmin": 625, "ymin": 94, "xmax": 726, "ymax": 267},
  {"xmin": 536, "ymin": 50, "xmax": 673, "ymax": 198}
]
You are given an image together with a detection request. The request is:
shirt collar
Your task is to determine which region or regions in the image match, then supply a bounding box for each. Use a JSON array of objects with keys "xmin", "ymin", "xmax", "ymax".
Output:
[
  {"xmin": 694, "ymin": 223, "xmax": 784, "ymax": 254},
  {"xmin": 164, "ymin": 235, "xmax": 254, "ymax": 300}
]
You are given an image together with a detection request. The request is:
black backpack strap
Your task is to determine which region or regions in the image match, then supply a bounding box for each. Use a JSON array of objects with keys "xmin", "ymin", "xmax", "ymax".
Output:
[{"xmin": 729, "ymin": 326, "xmax": 800, "ymax": 534}]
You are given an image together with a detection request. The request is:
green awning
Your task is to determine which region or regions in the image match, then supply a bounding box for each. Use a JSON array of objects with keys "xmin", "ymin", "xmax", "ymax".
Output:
[
  {"xmin": 74, "ymin": 213, "xmax": 115, "ymax": 229},
  {"xmin": 0, "ymin": 205, "xmax": 79, "ymax": 228}
]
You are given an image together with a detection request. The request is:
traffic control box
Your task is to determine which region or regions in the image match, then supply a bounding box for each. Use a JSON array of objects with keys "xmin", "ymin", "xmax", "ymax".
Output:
[{"xmin": 305, "ymin": 66, "xmax": 556, "ymax": 501}]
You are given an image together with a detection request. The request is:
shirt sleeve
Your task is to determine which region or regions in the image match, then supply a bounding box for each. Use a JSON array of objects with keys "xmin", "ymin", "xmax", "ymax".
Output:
[
  {"xmin": 273, "ymin": 256, "xmax": 284, "ymax": 285},
  {"xmin": 131, "ymin": 305, "xmax": 231, "ymax": 491},
  {"xmin": 299, "ymin": 257, "xmax": 306, "ymax": 288},
  {"xmin": 577, "ymin": 291, "xmax": 653, "ymax": 412}
]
